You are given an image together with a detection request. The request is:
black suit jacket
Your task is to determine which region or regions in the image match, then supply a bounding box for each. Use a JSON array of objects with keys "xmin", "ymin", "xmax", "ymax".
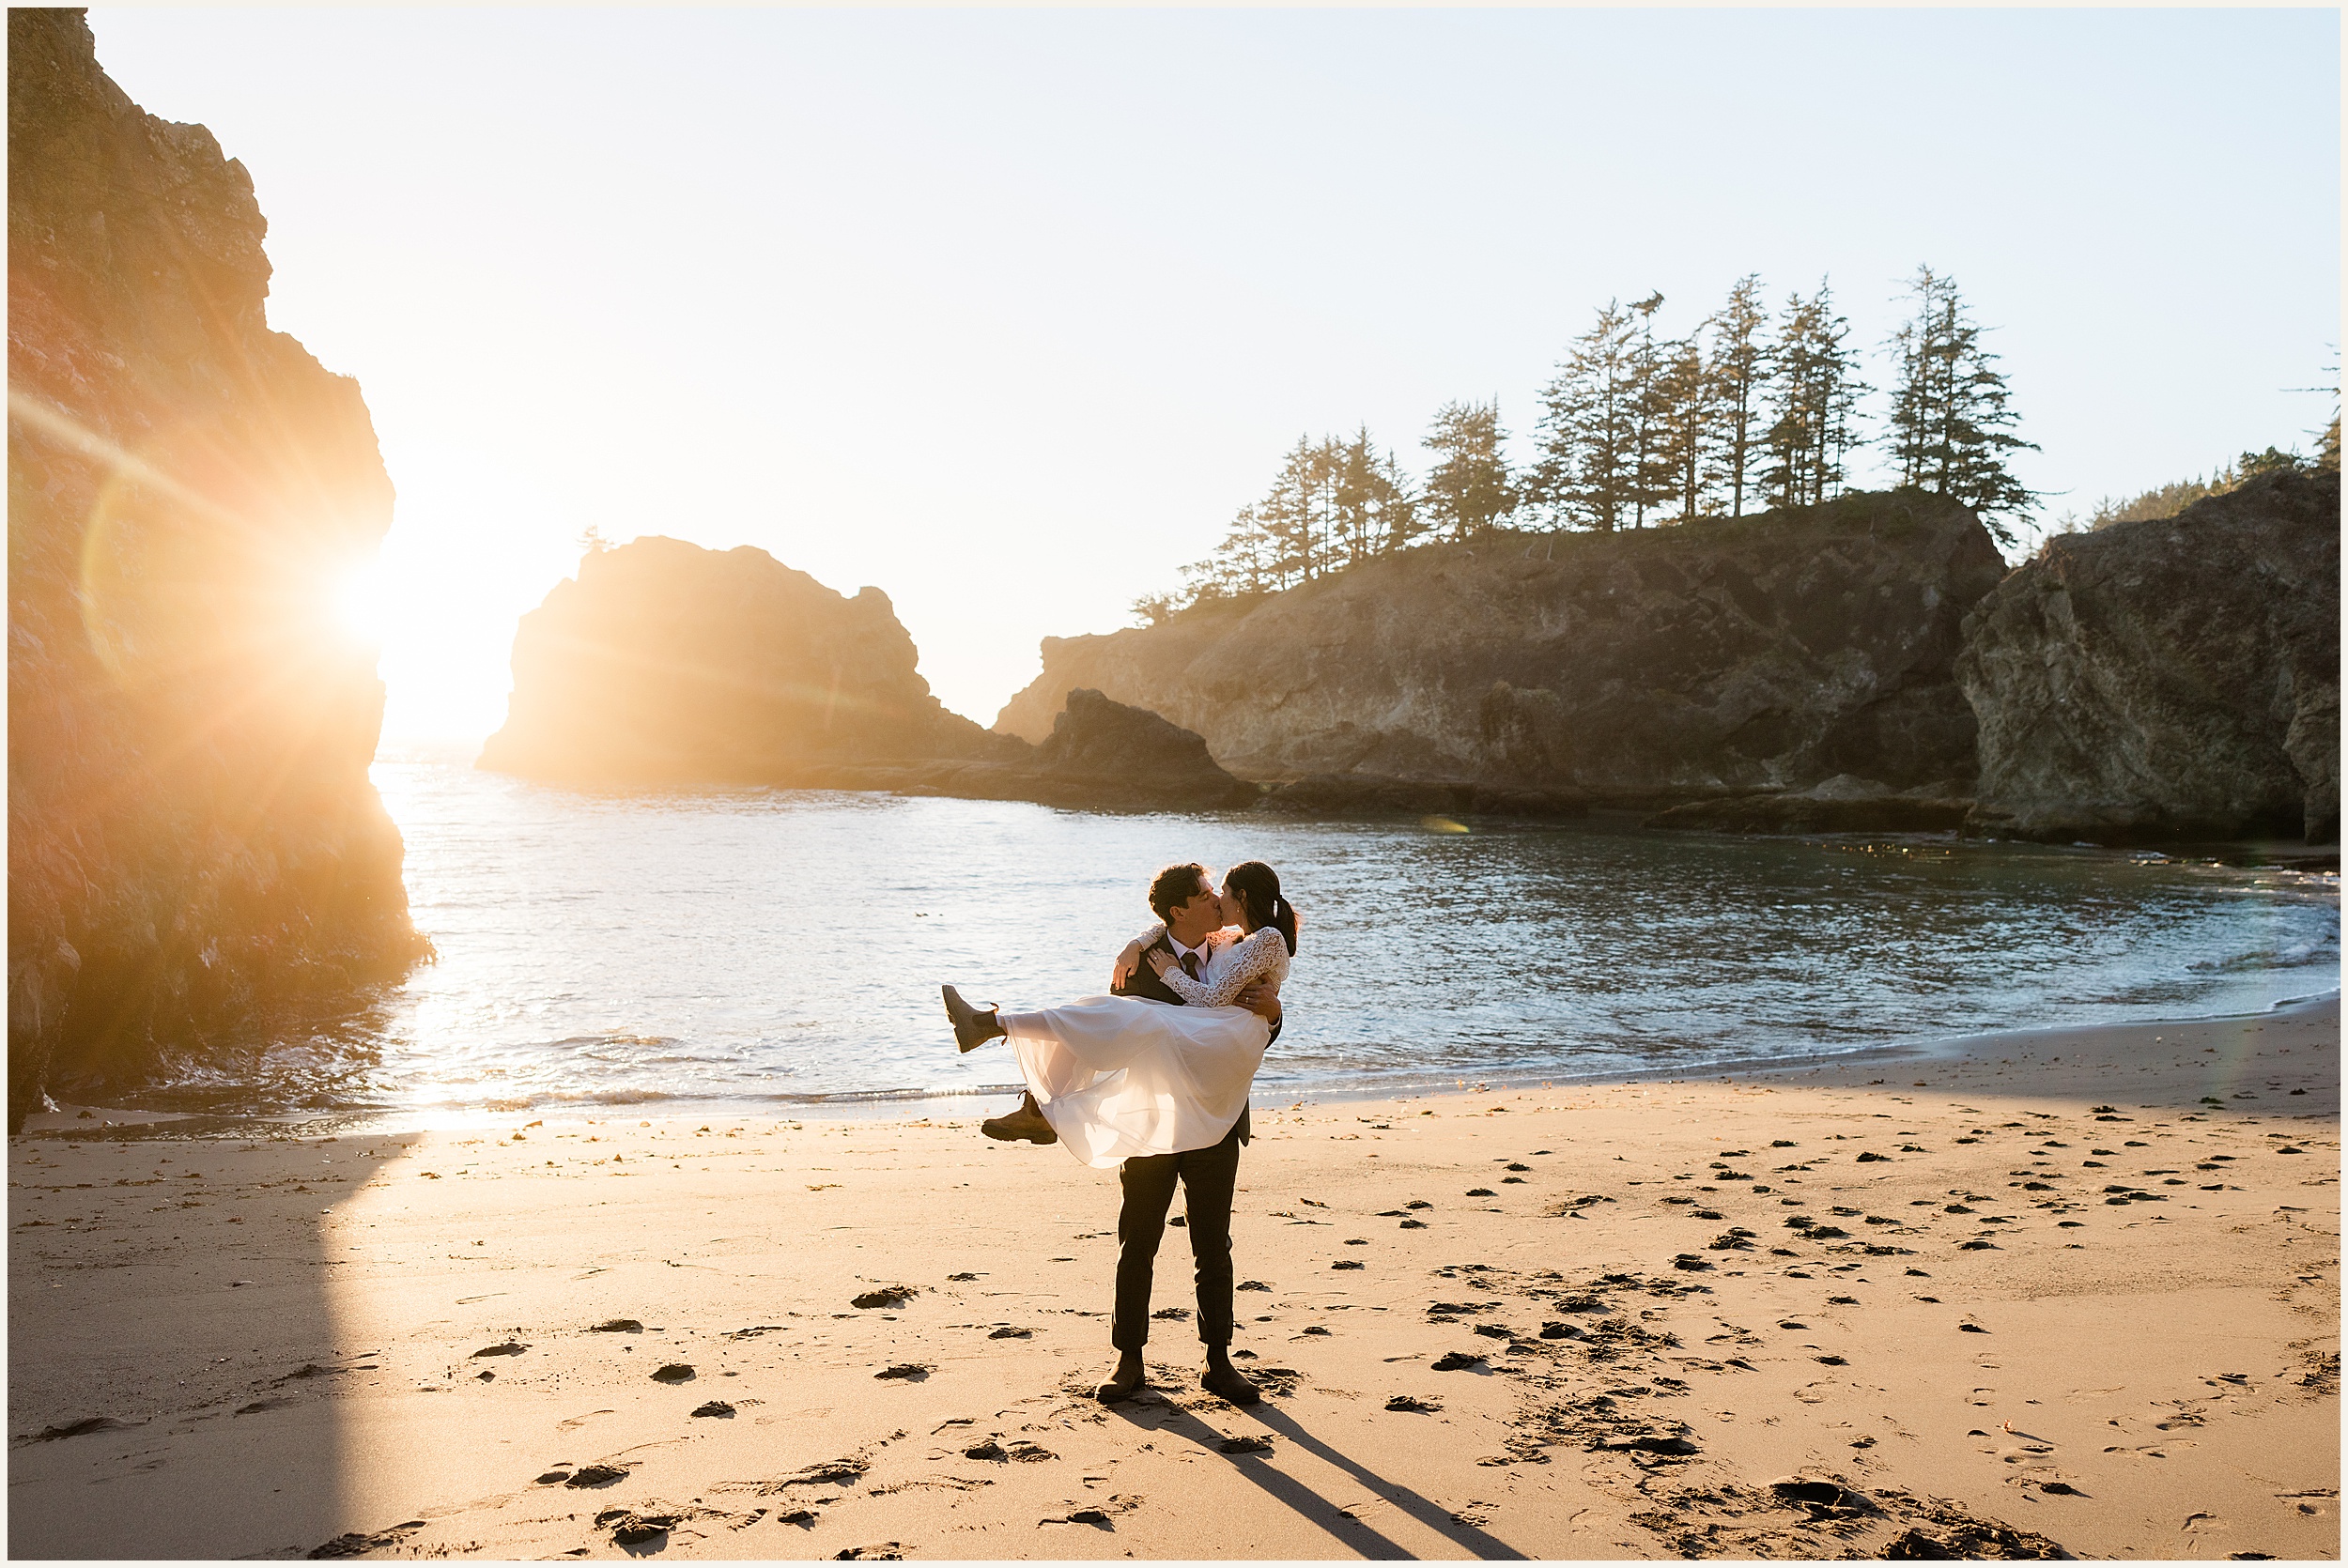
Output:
[{"xmin": 1114, "ymin": 931, "xmax": 1274, "ymax": 1145}]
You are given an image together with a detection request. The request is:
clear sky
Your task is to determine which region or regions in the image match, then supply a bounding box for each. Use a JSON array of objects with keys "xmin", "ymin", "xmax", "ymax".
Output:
[{"xmin": 88, "ymin": 8, "xmax": 2340, "ymax": 746}]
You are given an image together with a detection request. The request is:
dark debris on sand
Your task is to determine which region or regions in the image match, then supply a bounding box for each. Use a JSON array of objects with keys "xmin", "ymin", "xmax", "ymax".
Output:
[{"xmin": 307, "ymin": 1519, "xmax": 425, "ymax": 1559}]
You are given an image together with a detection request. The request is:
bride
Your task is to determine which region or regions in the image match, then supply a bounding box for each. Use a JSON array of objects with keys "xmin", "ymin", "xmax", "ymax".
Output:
[{"xmin": 940, "ymin": 861, "xmax": 1298, "ymax": 1167}]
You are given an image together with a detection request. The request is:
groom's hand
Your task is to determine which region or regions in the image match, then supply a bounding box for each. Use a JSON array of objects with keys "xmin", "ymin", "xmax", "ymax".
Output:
[{"xmin": 1236, "ymin": 982, "xmax": 1282, "ymax": 1027}]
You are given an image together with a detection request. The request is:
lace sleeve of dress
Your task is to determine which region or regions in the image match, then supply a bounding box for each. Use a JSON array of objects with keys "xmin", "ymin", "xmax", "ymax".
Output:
[
  {"xmin": 1131, "ymin": 922, "xmax": 1166, "ymax": 949},
  {"xmin": 1156, "ymin": 928, "xmax": 1282, "ymax": 1007}
]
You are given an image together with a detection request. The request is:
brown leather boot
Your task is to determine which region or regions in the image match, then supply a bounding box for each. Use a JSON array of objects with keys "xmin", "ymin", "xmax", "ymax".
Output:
[
  {"xmin": 981, "ymin": 1092, "xmax": 1056, "ymax": 1145},
  {"xmin": 1200, "ymin": 1354, "xmax": 1259, "ymax": 1407},
  {"xmin": 942, "ymin": 985, "xmax": 1006, "ymax": 1053}
]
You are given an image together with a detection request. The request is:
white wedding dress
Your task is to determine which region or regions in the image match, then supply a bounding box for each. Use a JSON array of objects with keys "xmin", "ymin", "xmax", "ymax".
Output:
[{"xmin": 998, "ymin": 924, "xmax": 1290, "ymax": 1169}]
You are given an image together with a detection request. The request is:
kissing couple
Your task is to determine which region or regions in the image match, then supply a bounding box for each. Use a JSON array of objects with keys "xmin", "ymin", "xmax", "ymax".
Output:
[{"xmin": 942, "ymin": 858, "xmax": 1298, "ymax": 1405}]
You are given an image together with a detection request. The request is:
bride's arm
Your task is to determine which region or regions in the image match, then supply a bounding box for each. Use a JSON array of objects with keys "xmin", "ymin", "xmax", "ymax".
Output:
[
  {"xmin": 1112, "ymin": 923, "xmax": 1168, "ymax": 989},
  {"xmin": 1149, "ymin": 930, "xmax": 1280, "ymax": 1008}
]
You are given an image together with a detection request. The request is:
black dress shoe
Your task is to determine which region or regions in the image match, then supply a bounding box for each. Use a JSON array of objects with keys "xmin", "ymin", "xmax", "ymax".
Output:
[
  {"xmin": 981, "ymin": 1094, "xmax": 1057, "ymax": 1145},
  {"xmin": 1200, "ymin": 1360, "xmax": 1260, "ymax": 1407},
  {"xmin": 941, "ymin": 984, "xmax": 1004, "ymax": 1053},
  {"xmin": 1096, "ymin": 1360, "xmax": 1145, "ymax": 1403}
]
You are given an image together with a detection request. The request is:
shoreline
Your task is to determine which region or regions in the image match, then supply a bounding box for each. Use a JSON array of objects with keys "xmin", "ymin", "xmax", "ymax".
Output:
[
  {"xmin": 10, "ymin": 995, "xmax": 2336, "ymax": 1560},
  {"xmin": 24, "ymin": 986, "xmax": 2341, "ymax": 1144}
]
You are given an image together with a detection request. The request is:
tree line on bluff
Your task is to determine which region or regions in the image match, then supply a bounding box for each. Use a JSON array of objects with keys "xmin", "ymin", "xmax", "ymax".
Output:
[{"xmin": 1140, "ymin": 266, "xmax": 2330, "ymax": 626}]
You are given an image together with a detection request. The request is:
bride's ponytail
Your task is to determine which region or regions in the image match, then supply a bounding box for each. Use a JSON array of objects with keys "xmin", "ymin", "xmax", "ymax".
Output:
[
  {"xmin": 1226, "ymin": 861, "xmax": 1299, "ymax": 956},
  {"xmin": 1270, "ymin": 893, "xmax": 1300, "ymax": 957}
]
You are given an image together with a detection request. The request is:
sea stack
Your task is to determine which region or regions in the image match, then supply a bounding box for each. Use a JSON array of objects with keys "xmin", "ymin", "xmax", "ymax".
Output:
[
  {"xmin": 1957, "ymin": 467, "xmax": 2340, "ymax": 844},
  {"xmin": 479, "ymin": 535, "xmax": 1008, "ymax": 784},
  {"xmin": 7, "ymin": 9, "xmax": 426, "ymax": 1128}
]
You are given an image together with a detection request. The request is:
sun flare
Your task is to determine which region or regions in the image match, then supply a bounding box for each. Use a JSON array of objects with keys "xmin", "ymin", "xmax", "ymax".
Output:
[{"xmin": 332, "ymin": 557, "xmax": 390, "ymax": 645}]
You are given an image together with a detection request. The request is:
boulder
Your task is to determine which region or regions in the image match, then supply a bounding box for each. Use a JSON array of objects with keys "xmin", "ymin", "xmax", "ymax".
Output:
[
  {"xmin": 478, "ymin": 536, "xmax": 1012, "ymax": 784},
  {"xmin": 995, "ymin": 491, "xmax": 2008, "ymax": 806},
  {"xmin": 7, "ymin": 10, "xmax": 425, "ymax": 1127},
  {"xmin": 1956, "ymin": 468, "xmax": 2340, "ymax": 843},
  {"xmin": 948, "ymin": 689, "xmax": 1257, "ymax": 812}
]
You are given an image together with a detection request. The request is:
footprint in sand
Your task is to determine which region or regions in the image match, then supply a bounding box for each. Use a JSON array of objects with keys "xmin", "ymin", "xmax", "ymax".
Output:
[{"xmin": 564, "ymin": 1464, "xmax": 632, "ymax": 1488}]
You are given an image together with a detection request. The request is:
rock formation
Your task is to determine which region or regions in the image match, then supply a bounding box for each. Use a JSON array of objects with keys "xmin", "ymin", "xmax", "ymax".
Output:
[
  {"xmin": 1957, "ymin": 467, "xmax": 2340, "ymax": 843},
  {"xmin": 479, "ymin": 535, "xmax": 1012, "ymax": 783},
  {"xmin": 8, "ymin": 9, "xmax": 425, "ymax": 1128},
  {"xmin": 933, "ymin": 687, "xmax": 1258, "ymax": 812},
  {"xmin": 996, "ymin": 491, "xmax": 2009, "ymax": 805}
]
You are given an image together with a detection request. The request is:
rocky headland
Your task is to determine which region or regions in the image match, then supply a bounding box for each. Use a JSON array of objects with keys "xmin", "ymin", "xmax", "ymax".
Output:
[
  {"xmin": 7, "ymin": 9, "xmax": 425, "ymax": 1129},
  {"xmin": 491, "ymin": 474, "xmax": 2339, "ymax": 847},
  {"xmin": 997, "ymin": 491, "xmax": 2007, "ymax": 809},
  {"xmin": 1957, "ymin": 467, "xmax": 2340, "ymax": 844}
]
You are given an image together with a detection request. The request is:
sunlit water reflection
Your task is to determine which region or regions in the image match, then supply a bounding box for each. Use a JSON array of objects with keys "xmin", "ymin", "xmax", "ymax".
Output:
[{"xmin": 147, "ymin": 758, "xmax": 2342, "ymax": 1127}]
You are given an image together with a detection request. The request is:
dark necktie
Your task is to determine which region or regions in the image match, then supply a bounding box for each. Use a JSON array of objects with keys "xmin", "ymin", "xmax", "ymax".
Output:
[{"xmin": 1181, "ymin": 951, "xmax": 1201, "ymax": 981}]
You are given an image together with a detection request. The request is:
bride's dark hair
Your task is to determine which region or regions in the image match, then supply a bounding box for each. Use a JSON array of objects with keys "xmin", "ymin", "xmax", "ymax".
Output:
[{"xmin": 1224, "ymin": 861, "xmax": 1298, "ymax": 956}]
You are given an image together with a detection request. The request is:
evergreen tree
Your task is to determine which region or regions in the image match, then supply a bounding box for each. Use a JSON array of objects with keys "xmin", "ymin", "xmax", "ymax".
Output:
[
  {"xmin": 1761, "ymin": 282, "xmax": 1864, "ymax": 510},
  {"xmin": 1421, "ymin": 399, "xmax": 1516, "ymax": 540},
  {"xmin": 1883, "ymin": 266, "xmax": 2036, "ymax": 539},
  {"xmin": 1332, "ymin": 427, "xmax": 1384, "ymax": 566},
  {"xmin": 1650, "ymin": 336, "xmax": 1714, "ymax": 523},
  {"xmin": 1626, "ymin": 291, "xmax": 1671, "ymax": 528},
  {"xmin": 1373, "ymin": 443, "xmax": 1426, "ymax": 554},
  {"xmin": 1528, "ymin": 300, "xmax": 1640, "ymax": 532},
  {"xmin": 1258, "ymin": 437, "xmax": 1326, "ymax": 585},
  {"xmin": 1704, "ymin": 275, "xmax": 1769, "ymax": 519}
]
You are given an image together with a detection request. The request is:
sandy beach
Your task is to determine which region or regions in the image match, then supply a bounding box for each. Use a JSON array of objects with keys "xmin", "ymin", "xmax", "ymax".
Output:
[{"xmin": 8, "ymin": 998, "xmax": 2337, "ymax": 1561}]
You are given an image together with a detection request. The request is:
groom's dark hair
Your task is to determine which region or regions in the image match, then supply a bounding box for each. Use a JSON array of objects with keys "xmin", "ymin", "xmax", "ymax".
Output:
[{"xmin": 1148, "ymin": 862, "xmax": 1212, "ymax": 922}]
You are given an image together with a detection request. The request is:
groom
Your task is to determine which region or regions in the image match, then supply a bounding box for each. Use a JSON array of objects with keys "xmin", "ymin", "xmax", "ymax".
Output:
[{"xmin": 983, "ymin": 861, "xmax": 1281, "ymax": 1407}]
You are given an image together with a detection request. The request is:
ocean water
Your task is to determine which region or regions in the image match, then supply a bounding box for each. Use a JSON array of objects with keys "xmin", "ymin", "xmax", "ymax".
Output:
[{"xmin": 147, "ymin": 758, "xmax": 2341, "ymax": 1128}]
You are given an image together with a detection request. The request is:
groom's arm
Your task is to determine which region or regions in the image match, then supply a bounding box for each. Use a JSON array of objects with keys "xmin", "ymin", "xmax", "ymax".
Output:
[{"xmin": 1235, "ymin": 980, "xmax": 1281, "ymax": 1029}]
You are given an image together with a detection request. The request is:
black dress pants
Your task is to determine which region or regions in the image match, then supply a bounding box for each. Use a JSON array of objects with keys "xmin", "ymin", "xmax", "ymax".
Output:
[{"xmin": 1110, "ymin": 1116, "xmax": 1243, "ymax": 1351}]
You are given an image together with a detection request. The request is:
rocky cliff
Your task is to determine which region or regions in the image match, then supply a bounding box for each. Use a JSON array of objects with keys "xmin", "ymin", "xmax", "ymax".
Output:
[
  {"xmin": 1957, "ymin": 468, "xmax": 2340, "ymax": 843},
  {"xmin": 8, "ymin": 9, "xmax": 425, "ymax": 1128},
  {"xmin": 996, "ymin": 491, "xmax": 2010, "ymax": 802},
  {"xmin": 479, "ymin": 536, "xmax": 1012, "ymax": 783}
]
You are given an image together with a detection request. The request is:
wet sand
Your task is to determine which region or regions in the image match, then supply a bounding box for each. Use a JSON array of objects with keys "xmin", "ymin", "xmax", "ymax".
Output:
[{"xmin": 9, "ymin": 998, "xmax": 2338, "ymax": 1560}]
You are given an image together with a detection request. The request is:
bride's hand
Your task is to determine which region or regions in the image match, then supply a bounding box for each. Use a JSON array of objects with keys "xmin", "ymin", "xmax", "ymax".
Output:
[
  {"xmin": 1145, "ymin": 948, "xmax": 1177, "ymax": 978},
  {"xmin": 1112, "ymin": 940, "xmax": 1143, "ymax": 989}
]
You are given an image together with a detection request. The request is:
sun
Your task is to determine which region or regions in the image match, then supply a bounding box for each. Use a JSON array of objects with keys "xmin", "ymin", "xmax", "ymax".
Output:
[{"xmin": 332, "ymin": 557, "xmax": 390, "ymax": 645}]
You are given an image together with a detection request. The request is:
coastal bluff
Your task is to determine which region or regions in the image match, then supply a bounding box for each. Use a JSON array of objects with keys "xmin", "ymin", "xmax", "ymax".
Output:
[
  {"xmin": 7, "ymin": 10, "xmax": 425, "ymax": 1128},
  {"xmin": 1958, "ymin": 467, "xmax": 2340, "ymax": 844},
  {"xmin": 479, "ymin": 536, "xmax": 1010, "ymax": 784},
  {"xmin": 996, "ymin": 491, "xmax": 2008, "ymax": 807}
]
